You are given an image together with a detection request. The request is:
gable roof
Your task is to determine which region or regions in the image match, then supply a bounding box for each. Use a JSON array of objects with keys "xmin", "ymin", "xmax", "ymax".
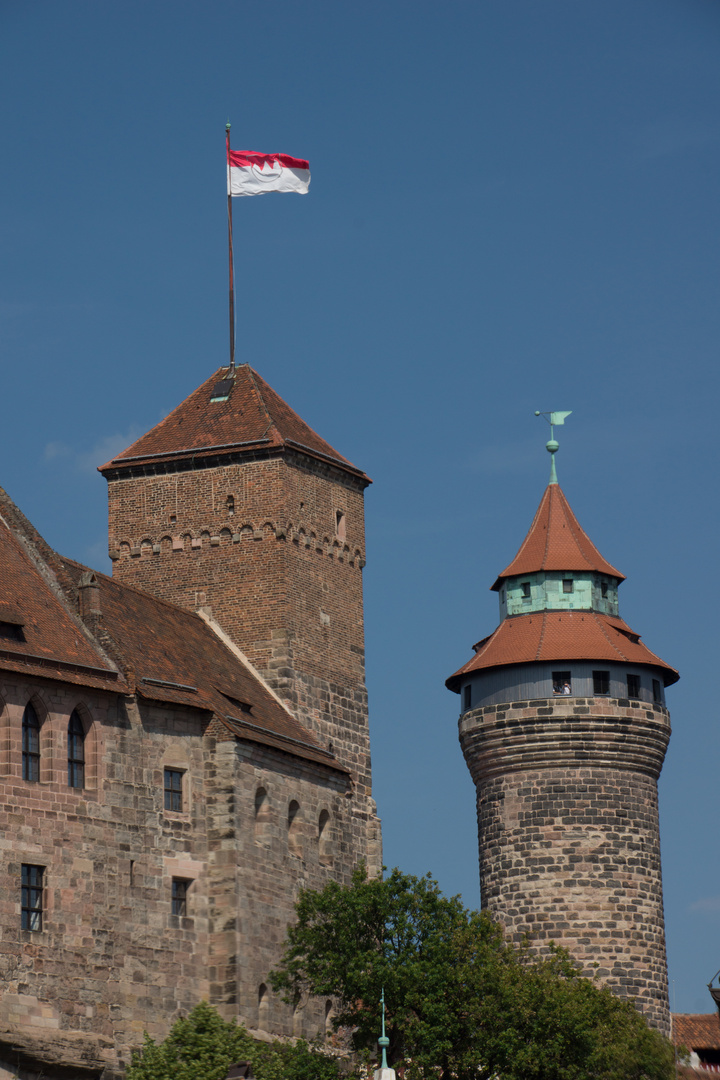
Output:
[
  {"xmin": 0, "ymin": 485, "xmax": 343, "ymax": 772},
  {"xmin": 446, "ymin": 610, "xmax": 679, "ymax": 691},
  {"xmin": 492, "ymin": 484, "xmax": 624, "ymax": 590},
  {"xmin": 0, "ymin": 490, "xmax": 121, "ymax": 691},
  {"xmin": 99, "ymin": 364, "xmax": 369, "ymax": 482},
  {"xmin": 673, "ymin": 1014, "xmax": 720, "ymax": 1050}
]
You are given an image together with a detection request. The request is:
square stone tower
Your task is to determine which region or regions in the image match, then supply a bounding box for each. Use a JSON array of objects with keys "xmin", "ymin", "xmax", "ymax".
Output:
[{"xmin": 99, "ymin": 363, "xmax": 377, "ymax": 825}]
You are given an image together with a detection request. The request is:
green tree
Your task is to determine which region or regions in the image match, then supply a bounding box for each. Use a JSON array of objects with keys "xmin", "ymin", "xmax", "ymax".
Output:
[
  {"xmin": 270, "ymin": 866, "xmax": 675, "ymax": 1080},
  {"xmin": 126, "ymin": 1000, "xmax": 348, "ymax": 1080}
]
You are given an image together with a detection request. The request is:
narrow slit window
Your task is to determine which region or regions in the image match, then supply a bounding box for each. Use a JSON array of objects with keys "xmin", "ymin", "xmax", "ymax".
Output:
[
  {"xmin": 521, "ymin": 582, "xmax": 531, "ymax": 599},
  {"xmin": 626, "ymin": 674, "xmax": 641, "ymax": 699},
  {"xmin": 592, "ymin": 671, "xmax": 610, "ymax": 695},
  {"xmin": 335, "ymin": 511, "xmax": 346, "ymax": 540},
  {"xmin": 463, "ymin": 684, "xmax": 472, "ymax": 711},
  {"xmin": 22, "ymin": 703, "xmax": 40, "ymax": 782},
  {"xmin": 600, "ymin": 581, "xmax": 608, "ymax": 599},
  {"xmin": 164, "ymin": 768, "xmax": 184, "ymax": 812},
  {"xmin": 21, "ymin": 864, "xmax": 44, "ymax": 931},
  {"xmin": 67, "ymin": 711, "xmax": 85, "ymax": 789},
  {"xmin": 171, "ymin": 877, "xmax": 189, "ymax": 916}
]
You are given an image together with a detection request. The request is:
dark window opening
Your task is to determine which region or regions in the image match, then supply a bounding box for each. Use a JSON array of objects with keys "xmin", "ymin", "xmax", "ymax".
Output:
[
  {"xmin": 219, "ymin": 691, "xmax": 252, "ymax": 714},
  {"xmin": 21, "ymin": 864, "xmax": 44, "ymax": 931},
  {"xmin": 562, "ymin": 579, "xmax": 574, "ymax": 594},
  {"xmin": 521, "ymin": 582, "xmax": 531, "ymax": 599},
  {"xmin": 626, "ymin": 674, "xmax": 641, "ymax": 699},
  {"xmin": 0, "ymin": 621, "xmax": 24, "ymax": 641},
  {"xmin": 500, "ymin": 588, "xmax": 505, "ymax": 602},
  {"xmin": 593, "ymin": 670, "xmax": 610, "ymax": 695},
  {"xmin": 164, "ymin": 768, "xmax": 184, "ymax": 812},
  {"xmin": 171, "ymin": 878, "xmax": 190, "ymax": 916},
  {"xmin": 463, "ymin": 685, "xmax": 472, "ymax": 711},
  {"xmin": 600, "ymin": 581, "xmax": 608, "ymax": 599},
  {"xmin": 652, "ymin": 679, "xmax": 662, "ymax": 704},
  {"xmin": 67, "ymin": 711, "xmax": 85, "ymax": 789},
  {"xmin": 226, "ymin": 494, "xmax": 235, "ymax": 516},
  {"xmin": 552, "ymin": 671, "xmax": 572, "ymax": 695},
  {"xmin": 22, "ymin": 703, "xmax": 40, "ymax": 782}
]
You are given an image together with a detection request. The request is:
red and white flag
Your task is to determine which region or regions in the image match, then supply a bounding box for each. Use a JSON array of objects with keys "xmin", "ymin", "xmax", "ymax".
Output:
[{"xmin": 227, "ymin": 149, "xmax": 310, "ymax": 196}]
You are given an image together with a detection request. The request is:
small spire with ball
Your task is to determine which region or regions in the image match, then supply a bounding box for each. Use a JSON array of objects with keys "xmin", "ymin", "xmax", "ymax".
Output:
[{"xmin": 535, "ymin": 410, "xmax": 572, "ymax": 485}]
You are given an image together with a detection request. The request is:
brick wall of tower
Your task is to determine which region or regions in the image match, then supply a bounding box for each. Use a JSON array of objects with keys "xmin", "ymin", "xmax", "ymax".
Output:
[
  {"xmin": 459, "ymin": 695, "xmax": 671, "ymax": 1035},
  {"xmin": 105, "ymin": 451, "xmax": 377, "ymax": 834}
]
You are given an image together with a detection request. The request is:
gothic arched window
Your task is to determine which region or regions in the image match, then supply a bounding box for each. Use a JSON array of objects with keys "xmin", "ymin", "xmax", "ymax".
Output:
[
  {"xmin": 22, "ymin": 703, "xmax": 40, "ymax": 782},
  {"xmin": 68, "ymin": 711, "xmax": 85, "ymax": 789}
]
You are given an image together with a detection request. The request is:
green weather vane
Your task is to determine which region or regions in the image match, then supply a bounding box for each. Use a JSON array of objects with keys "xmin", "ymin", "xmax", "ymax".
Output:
[{"xmin": 535, "ymin": 410, "xmax": 572, "ymax": 485}]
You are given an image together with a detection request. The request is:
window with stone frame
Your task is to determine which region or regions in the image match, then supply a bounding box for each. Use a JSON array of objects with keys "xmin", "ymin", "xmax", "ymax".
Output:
[
  {"xmin": 22, "ymin": 703, "xmax": 40, "ymax": 782},
  {"xmin": 164, "ymin": 768, "xmax": 184, "ymax": 812},
  {"xmin": 171, "ymin": 877, "xmax": 190, "ymax": 916},
  {"xmin": 21, "ymin": 864, "xmax": 44, "ymax": 931},
  {"xmin": 67, "ymin": 710, "xmax": 85, "ymax": 789}
]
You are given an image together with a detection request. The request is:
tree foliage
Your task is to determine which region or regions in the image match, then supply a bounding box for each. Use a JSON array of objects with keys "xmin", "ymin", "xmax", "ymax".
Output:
[
  {"xmin": 269, "ymin": 866, "xmax": 675, "ymax": 1080},
  {"xmin": 126, "ymin": 1000, "xmax": 346, "ymax": 1080}
]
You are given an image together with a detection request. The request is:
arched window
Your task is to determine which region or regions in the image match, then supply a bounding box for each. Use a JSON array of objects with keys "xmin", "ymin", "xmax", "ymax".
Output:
[
  {"xmin": 288, "ymin": 800, "xmax": 302, "ymax": 858},
  {"xmin": 324, "ymin": 999, "xmax": 334, "ymax": 1043},
  {"xmin": 22, "ymin": 703, "xmax": 40, "ymax": 782},
  {"xmin": 254, "ymin": 787, "xmax": 272, "ymax": 846},
  {"xmin": 318, "ymin": 809, "xmax": 331, "ymax": 866},
  {"xmin": 258, "ymin": 984, "xmax": 269, "ymax": 1031},
  {"xmin": 68, "ymin": 711, "xmax": 85, "ymax": 789}
]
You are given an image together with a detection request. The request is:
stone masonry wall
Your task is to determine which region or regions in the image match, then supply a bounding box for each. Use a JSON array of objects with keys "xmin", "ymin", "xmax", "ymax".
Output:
[
  {"xmin": 459, "ymin": 695, "xmax": 671, "ymax": 1034},
  {"xmin": 0, "ymin": 672, "xmax": 372, "ymax": 1078},
  {"xmin": 106, "ymin": 451, "xmax": 379, "ymax": 861}
]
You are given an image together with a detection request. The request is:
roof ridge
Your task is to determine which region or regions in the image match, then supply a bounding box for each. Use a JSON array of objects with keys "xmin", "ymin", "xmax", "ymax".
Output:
[
  {"xmin": 534, "ymin": 612, "xmax": 547, "ymax": 661},
  {"xmin": 245, "ymin": 365, "xmax": 280, "ymax": 444}
]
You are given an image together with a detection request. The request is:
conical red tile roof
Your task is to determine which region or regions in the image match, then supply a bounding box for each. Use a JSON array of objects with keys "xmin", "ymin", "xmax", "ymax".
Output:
[
  {"xmin": 99, "ymin": 365, "xmax": 369, "ymax": 481},
  {"xmin": 492, "ymin": 484, "xmax": 623, "ymax": 590},
  {"xmin": 446, "ymin": 611, "xmax": 679, "ymax": 690}
]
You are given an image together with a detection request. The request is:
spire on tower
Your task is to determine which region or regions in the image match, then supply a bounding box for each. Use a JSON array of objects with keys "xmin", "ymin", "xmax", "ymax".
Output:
[{"xmin": 535, "ymin": 410, "xmax": 572, "ymax": 484}]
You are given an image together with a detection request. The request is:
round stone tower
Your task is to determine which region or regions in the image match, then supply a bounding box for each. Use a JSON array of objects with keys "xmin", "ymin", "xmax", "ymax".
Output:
[{"xmin": 446, "ymin": 432, "xmax": 678, "ymax": 1034}]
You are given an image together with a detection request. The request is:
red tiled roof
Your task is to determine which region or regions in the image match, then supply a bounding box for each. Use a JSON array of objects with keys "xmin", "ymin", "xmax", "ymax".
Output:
[
  {"xmin": 0, "ymin": 496, "xmax": 120, "ymax": 690},
  {"xmin": 447, "ymin": 610, "xmax": 679, "ymax": 690},
  {"xmin": 62, "ymin": 560, "xmax": 340, "ymax": 769},
  {"xmin": 99, "ymin": 364, "xmax": 369, "ymax": 481},
  {"xmin": 493, "ymin": 484, "xmax": 624, "ymax": 589},
  {"xmin": 0, "ymin": 484, "xmax": 343, "ymax": 772},
  {"xmin": 673, "ymin": 1014, "xmax": 720, "ymax": 1050}
]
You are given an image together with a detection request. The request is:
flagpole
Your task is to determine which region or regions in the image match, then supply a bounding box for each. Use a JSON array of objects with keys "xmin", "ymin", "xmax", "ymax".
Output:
[{"xmin": 226, "ymin": 122, "xmax": 236, "ymax": 375}]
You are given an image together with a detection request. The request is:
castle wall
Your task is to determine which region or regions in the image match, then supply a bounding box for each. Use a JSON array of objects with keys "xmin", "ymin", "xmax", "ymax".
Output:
[
  {"xmin": 0, "ymin": 673, "xmax": 368, "ymax": 1077},
  {"xmin": 459, "ymin": 694, "xmax": 671, "ymax": 1034}
]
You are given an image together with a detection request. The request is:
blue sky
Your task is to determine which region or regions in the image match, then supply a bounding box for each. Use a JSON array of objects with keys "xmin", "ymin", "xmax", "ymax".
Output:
[{"xmin": 1, "ymin": 0, "xmax": 719, "ymax": 1015}]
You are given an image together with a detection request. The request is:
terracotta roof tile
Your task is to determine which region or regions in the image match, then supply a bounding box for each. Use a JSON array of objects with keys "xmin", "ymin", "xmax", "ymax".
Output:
[
  {"xmin": 0, "ymin": 499, "xmax": 119, "ymax": 686},
  {"xmin": 673, "ymin": 1014, "xmax": 720, "ymax": 1050},
  {"xmin": 447, "ymin": 610, "xmax": 679, "ymax": 690},
  {"xmin": 0, "ymin": 484, "xmax": 343, "ymax": 772},
  {"xmin": 493, "ymin": 484, "xmax": 624, "ymax": 589},
  {"xmin": 99, "ymin": 364, "xmax": 369, "ymax": 481}
]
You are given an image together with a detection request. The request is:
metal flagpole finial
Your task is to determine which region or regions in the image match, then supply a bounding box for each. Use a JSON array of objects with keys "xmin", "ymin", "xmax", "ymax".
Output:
[
  {"xmin": 535, "ymin": 410, "xmax": 572, "ymax": 485},
  {"xmin": 378, "ymin": 988, "xmax": 389, "ymax": 1071}
]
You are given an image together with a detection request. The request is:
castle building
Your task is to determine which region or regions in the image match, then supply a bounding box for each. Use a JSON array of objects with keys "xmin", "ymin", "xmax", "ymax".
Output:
[
  {"xmin": 0, "ymin": 365, "xmax": 381, "ymax": 1079},
  {"xmin": 446, "ymin": 449, "xmax": 678, "ymax": 1035}
]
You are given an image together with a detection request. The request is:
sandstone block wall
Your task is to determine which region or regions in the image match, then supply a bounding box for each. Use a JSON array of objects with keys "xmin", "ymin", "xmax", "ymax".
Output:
[
  {"xmin": 0, "ymin": 672, "xmax": 373, "ymax": 1078},
  {"xmin": 459, "ymin": 695, "xmax": 671, "ymax": 1034}
]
